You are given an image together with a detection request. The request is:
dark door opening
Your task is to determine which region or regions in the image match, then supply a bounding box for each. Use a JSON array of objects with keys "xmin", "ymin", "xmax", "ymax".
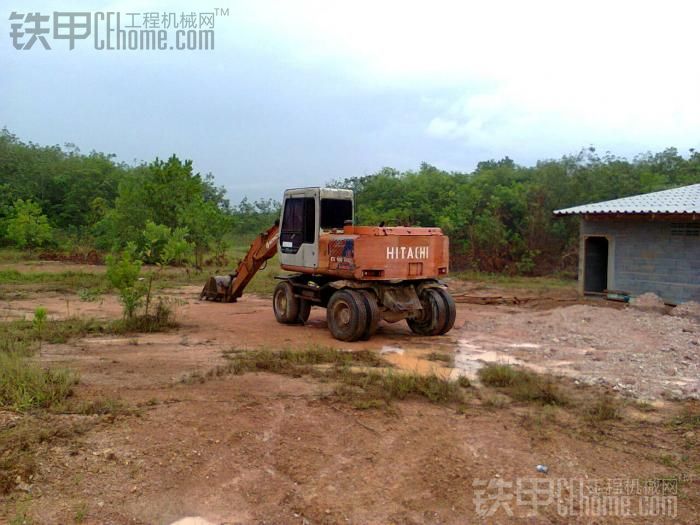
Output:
[{"xmin": 584, "ymin": 236, "xmax": 608, "ymax": 293}]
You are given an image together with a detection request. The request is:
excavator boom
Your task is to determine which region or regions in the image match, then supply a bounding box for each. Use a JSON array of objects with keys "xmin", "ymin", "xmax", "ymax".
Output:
[{"xmin": 200, "ymin": 222, "xmax": 279, "ymax": 302}]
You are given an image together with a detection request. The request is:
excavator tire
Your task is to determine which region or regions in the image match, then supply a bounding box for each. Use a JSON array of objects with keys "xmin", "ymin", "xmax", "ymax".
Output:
[
  {"xmin": 298, "ymin": 299, "xmax": 312, "ymax": 324},
  {"xmin": 406, "ymin": 288, "xmax": 447, "ymax": 336},
  {"xmin": 326, "ymin": 289, "xmax": 367, "ymax": 342},
  {"xmin": 357, "ymin": 289, "xmax": 380, "ymax": 340},
  {"xmin": 273, "ymin": 281, "xmax": 300, "ymax": 324},
  {"xmin": 434, "ymin": 288, "xmax": 456, "ymax": 335}
]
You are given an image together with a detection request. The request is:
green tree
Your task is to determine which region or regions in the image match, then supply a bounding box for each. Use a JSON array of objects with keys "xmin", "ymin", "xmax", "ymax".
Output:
[
  {"xmin": 94, "ymin": 155, "xmax": 231, "ymax": 264},
  {"xmin": 4, "ymin": 199, "xmax": 53, "ymax": 252}
]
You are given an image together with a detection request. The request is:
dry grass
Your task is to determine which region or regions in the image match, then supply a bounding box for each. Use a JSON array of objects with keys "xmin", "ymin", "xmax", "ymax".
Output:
[
  {"xmin": 0, "ymin": 416, "xmax": 93, "ymax": 495},
  {"xmin": 584, "ymin": 394, "xmax": 621, "ymax": 422}
]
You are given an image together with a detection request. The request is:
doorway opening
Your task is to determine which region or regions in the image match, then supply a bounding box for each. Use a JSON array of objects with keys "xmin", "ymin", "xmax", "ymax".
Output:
[{"xmin": 584, "ymin": 236, "xmax": 609, "ymax": 293}]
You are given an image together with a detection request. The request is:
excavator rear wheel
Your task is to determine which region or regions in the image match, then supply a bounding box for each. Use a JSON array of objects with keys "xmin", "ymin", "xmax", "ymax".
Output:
[
  {"xmin": 434, "ymin": 288, "xmax": 456, "ymax": 335},
  {"xmin": 273, "ymin": 281, "xmax": 300, "ymax": 324},
  {"xmin": 298, "ymin": 299, "xmax": 312, "ymax": 324},
  {"xmin": 326, "ymin": 289, "xmax": 367, "ymax": 342},
  {"xmin": 406, "ymin": 288, "xmax": 448, "ymax": 336},
  {"xmin": 357, "ymin": 289, "xmax": 380, "ymax": 340}
]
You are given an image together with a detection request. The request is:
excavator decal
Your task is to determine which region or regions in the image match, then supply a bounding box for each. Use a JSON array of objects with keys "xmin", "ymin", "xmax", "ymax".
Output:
[{"xmin": 328, "ymin": 239, "xmax": 355, "ymax": 270}]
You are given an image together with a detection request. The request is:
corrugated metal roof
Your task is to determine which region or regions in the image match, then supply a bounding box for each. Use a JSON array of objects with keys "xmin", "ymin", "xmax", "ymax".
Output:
[{"xmin": 553, "ymin": 183, "xmax": 700, "ymax": 215}]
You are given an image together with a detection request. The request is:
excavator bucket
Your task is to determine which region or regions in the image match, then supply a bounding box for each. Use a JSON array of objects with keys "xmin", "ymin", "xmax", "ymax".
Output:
[{"xmin": 200, "ymin": 274, "xmax": 236, "ymax": 302}]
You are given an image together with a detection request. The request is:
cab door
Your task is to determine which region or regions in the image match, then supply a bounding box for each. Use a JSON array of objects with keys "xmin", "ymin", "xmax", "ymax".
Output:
[{"xmin": 278, "ymin": 190, "xmax": 318, "ymax": 268}]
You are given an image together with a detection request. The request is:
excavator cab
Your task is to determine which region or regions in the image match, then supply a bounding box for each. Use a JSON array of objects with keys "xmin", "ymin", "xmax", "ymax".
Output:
[{"xmin": 278, "ymin": 187, "xmax": 354, "ymax": 270}]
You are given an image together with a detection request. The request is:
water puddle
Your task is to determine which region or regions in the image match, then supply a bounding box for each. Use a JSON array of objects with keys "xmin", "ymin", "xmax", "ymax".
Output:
[
  {"xmin": 380, "ymin": 345, "xmax": 452, "ymax": 379},
  {"xmin": 381, "ymin": 337, "xmax": 579, "ymax": 382}
]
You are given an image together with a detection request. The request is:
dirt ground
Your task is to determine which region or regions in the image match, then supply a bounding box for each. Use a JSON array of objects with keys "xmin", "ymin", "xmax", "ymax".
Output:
[{"xmin": 1, "ymin": 262, "xmax": 699, "ymax": 524}]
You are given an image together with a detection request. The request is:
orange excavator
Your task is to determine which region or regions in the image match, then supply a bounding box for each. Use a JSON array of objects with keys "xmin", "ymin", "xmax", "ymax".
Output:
[{"xmin": 201, "ymin": 187, "xmax": 455, "ymax": 341}]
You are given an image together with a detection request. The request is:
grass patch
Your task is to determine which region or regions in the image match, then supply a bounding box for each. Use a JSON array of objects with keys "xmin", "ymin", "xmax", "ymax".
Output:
[
  {"xmin": 74, "ymin": 501, "xmax": 88, "ymax": 523},
  {"xmin": 478, "ymin": 364, "xmax": 567, "ymax": 405},
  {"xmin": 426, "ymin": 352, "xmax": 453, "ymax": 365},
  {"xmin": 478, "ymin": 363, "xmax": 521, "ymax": 387},
  {"xmin": 0, "ymin": 318, "xmax": 113, "ymax": 355},
  {"xmin": 0, "ymin": 248, "xmax": 32, "ymax": 263},
  {"xmin": 451, "ymin": 270, "xmax": 575, "ymax": 291},
  {"xmin": 0, "ymin": 243, "xmax": 283, "ymax": 297},
  {"xmin": 584, "ymin": 395, "xmax": 621, "ymax": 422},
  {"xmin": 0, "ymin": 312, "xmax": 174, "ymax": 413},
  {"xmin": 457, "ymin": 376, "xmax": 471, "ymax": 388},
  {"xmin": 0, "ymin": 417, "xmax": 93, "ymax": 494},
  {"xmin": 633, "ymin": 400, "xmax": 657, "ymax": 412},
  {"xmin": 113, "ymin": 300, "xmax": 177, "ymax": 333},
  {"xmin": 216, "ymin": 347, "xmax": 466, "ymax": 406},
  {"xmin": 0, "ymin": 270, "xmax": 108, "ymax": 293},
  {"xmin": 223, "ymin": 346, "xmax": 384, "ymax": 371},
  {"xmin": 671, "ymin": 405, "xmax": 700, "ymax": 430},
  {"xmin": 336, "ymin": 367, "xmax": 464, "ymax": 404},
  {"xmin": 0, "ymin": 352, "xmax": 77, "ymax": 411},
  {"xmin": 0, "ymin": 312, "xmax": 176, "ymax": 356},
  {"xmin": 55, "ymin": 397, "xmax": 130, "ymax": 416}
]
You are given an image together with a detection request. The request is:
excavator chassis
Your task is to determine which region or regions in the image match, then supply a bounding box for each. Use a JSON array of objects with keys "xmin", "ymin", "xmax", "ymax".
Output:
[{"xmin": 272, "ymin": 274, "xmax": 456, "ymax": 342}]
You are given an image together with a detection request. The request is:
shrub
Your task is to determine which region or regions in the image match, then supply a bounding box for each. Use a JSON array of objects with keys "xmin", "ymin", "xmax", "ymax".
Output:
[{"xmin": 106, "ymin": 245, "xmax": 145, "ymax": 319}]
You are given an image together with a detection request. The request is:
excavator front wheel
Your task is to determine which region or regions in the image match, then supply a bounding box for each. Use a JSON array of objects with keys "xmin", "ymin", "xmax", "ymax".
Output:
[{"xmin": 273, "ymin": 281, "xmax": 300, "ymax": 324}]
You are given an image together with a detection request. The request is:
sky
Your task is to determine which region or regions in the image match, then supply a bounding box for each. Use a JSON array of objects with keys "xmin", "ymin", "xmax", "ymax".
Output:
[{"xmin": 2, "ymin": 0, "xmax": 700, "ymax": 202}]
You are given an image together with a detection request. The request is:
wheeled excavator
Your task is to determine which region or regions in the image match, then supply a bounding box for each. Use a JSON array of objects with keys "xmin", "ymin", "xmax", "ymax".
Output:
[{"xmin": 201, "ymin": 187, "xmax": 456, "ymax": 341}]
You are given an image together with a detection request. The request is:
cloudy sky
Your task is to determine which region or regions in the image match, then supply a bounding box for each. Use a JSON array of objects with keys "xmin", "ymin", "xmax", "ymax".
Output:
[{"xmin": 2, "ymin": 0, "xmax": 700, "ymax": 201}]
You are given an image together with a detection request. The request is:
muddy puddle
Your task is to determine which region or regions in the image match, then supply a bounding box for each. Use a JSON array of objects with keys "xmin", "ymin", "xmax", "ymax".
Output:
[{"xmin": 381, "ymin": 336, "xmax": 581, "ymax": 382}]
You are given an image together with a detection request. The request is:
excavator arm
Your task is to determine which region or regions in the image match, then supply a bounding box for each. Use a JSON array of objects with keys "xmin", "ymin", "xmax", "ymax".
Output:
[{"xmin": 200, "ymin": 222, "xmax": 279, "ymax": 302}]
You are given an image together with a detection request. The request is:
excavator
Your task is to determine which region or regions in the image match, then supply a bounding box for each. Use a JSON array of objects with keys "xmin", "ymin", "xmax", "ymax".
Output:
[{"xmin": 201, "ymin": 187, "xmax": 456, "ymax": 341}]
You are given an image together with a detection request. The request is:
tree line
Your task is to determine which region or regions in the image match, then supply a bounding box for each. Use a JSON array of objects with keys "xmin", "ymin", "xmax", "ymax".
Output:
[
  {"xmin": 332, "ymin": 149, "xmax": 700, "ymax": 274},
  {"xmin": 0, "ymin": 129, "xmax": 274, "ymax": 266},
  {"xmin": 2, "ymin": 128, "xmax": 699, "ymax": 273}
]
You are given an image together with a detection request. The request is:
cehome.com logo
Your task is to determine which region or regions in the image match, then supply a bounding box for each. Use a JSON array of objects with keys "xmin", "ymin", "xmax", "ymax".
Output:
[{"xmin": 9, "ymin": 10, "xmax": 228, "ymax": 51}]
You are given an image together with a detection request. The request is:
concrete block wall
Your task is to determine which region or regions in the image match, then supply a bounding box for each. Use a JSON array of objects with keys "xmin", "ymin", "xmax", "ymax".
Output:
[{"xmin": 580, "ymin": 218, "xmax": 700, "ymax": 304}]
